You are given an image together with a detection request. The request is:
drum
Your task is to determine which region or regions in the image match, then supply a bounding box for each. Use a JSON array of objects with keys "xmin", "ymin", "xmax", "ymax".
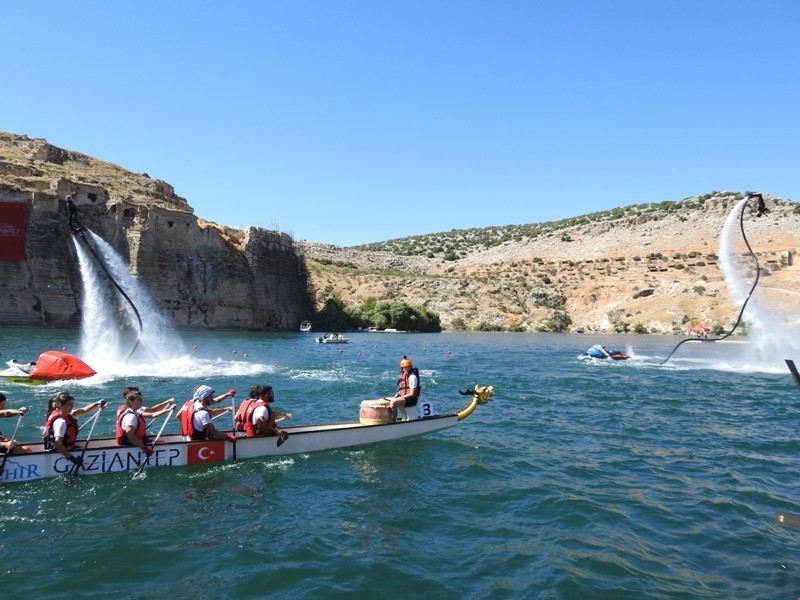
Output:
[{"xmin": 359, "ymin": 399, "xmax": 392, "ymax": 425}]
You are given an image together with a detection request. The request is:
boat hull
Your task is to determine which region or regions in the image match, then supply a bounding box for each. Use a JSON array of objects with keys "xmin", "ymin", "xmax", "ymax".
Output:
[{"xmin": 1, "ymin": 414, "xmax": 460, "ymax": 484}]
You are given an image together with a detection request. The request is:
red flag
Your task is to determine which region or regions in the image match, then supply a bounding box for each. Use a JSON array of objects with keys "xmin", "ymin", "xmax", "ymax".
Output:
[
  {"xmin": 187, "ymin": 441, "xmax": 226, "ymax": 465},
  {"xmin": 0, "ymin": 202, "xmax": 27, "ymax": 261}
]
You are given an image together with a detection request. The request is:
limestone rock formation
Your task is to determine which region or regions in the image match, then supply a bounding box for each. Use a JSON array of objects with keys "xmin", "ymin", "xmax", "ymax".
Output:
[{"xmin": 0, "ymin": 132, "xmax": 312, "ymax": 329}]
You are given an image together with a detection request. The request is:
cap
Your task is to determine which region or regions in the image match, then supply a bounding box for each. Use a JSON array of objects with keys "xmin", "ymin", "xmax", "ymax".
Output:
[{"xmin": 193, "ymin": 385, "xmax": 215, "ymax": 401}]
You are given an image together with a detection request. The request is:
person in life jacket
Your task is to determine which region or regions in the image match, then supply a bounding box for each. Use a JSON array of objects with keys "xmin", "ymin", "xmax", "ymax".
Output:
[
  {"xmin": 235, "ymin": 385, "xmax": 291, "ymax": 443},
  {"xmin": 43, "ymin": 392, "xmax": 106, "ymax": 467},
  {"xmin": 179, "ymin": 385, "xmax": 236, "ymax": 442},
  {"xmin": 117, "ymin": 385, "xmax": 176, "ymax": 421},
  {"xmin": 0, "ymin": 392, "xmax": 32, "ymax": 455},
  {"xmin": 387, "ymin": 356, "xmax": 421, "ymax": 422},
  {"xmin": 115, "ymin": 389, "xmax": 176, "ymax": 455}
]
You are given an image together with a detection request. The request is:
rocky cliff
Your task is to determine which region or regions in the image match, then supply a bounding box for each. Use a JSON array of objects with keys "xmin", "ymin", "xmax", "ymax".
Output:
[{"xmin": 0, "ymin": 132, "xmax": 312, "ymax": 329}]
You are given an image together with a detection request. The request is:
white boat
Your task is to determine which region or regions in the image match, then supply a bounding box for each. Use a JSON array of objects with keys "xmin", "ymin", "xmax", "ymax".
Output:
[
  {"xmin": 300, "ymin": 321, "xmax": 312, "ymax": 332},
  {"xmin": 316, "ymin": 333, "xmax": 349, "ymax": 344},
  {"xmin": 0, "ymin": 386, "xmax": 494, "ymax": 484}
]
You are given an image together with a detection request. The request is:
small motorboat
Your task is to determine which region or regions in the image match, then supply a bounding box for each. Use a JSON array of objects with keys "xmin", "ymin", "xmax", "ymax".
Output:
[
  {"xmin": 316, "ymin": 333, "xmax": 349, "ymax": 344},
  {"xmin": 1, "ymin": 351, "xmax": 97, "ymax": 385},
  {"xmin": 300, "ymin": 321, "xmax": 312, "ymax": 332},
  {"xmin": 583, "ymin": 344, "xmax": 629, "ymax": 360}
]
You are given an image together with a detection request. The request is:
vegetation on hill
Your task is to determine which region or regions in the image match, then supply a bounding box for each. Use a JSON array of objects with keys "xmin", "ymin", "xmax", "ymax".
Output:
[
  {"xmin": 355, "ymin": 192, "xmax": 751, "ymax": 258},
  {"xmin": 312, "ymin": 298, "xmax": 441, "ymax": 333}
]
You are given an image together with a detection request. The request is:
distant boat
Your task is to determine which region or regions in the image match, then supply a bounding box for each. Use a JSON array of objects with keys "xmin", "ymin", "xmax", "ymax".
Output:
[
  {"xmin": 316, "ymin": 333, "xmax": 349, "ymax": 344},
  {"xmin": 582, "ymin": 344, "xmax": 629, "ymax": 360},
  {"xmin": 299, "ymin": 321, "xmax": 312, "ymax": 332}
]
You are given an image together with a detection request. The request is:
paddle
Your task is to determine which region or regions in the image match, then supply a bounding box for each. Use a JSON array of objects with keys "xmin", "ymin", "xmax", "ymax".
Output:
[
  {"xmin": 786, "ymin": 359, "xmax": 800, "ymax": 388},
  {"xmin": 230, "ymin": 396, "xmax": 237, "ymax": 462},
  {"xmin": 132, "ymin": 406, "xmax": 175, "ymax": 478},
  {"xmin": 776, "ymin": 512, "xmax": 800, "ymax": 529},
  {"xmin": 0, "ymin": 413, "xmax": 25, "ymax": 476},
  {"xmin": 71, "ymin": 402, "xmax": 105, "ymax": 476}
]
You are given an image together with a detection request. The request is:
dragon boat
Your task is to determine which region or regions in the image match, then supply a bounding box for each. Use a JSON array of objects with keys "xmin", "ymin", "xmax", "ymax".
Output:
[{"xmin": 0, "ymin": 385, "xmax": 494, "ymax": 484}]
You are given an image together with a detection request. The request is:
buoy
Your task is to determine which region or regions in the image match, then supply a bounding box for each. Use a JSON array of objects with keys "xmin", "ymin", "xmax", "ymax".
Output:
[
  {"xmin": 243, "ymin": 353, "xmax": 248, "ymax": 357},
  {"xmin": 232, "ymin": 350, "xmax": 237, "ymax": 354}
]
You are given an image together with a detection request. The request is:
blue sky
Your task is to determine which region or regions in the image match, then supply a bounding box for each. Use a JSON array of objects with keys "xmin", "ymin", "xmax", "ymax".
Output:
[{"xmin": 2, "ymin": 1, "xmax": 798, "ymax": 246}]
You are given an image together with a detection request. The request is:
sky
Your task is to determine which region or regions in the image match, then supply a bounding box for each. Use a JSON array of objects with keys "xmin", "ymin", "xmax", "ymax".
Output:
[{"xmin": 2, "ymin": 2, "xmax": 798, "ymax": 246}]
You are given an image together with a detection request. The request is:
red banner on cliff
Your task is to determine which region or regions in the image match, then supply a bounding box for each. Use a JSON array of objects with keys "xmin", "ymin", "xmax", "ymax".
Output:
[{"xmin": 0, "ymin": 202, "xmax": 27, "ymax": 261}]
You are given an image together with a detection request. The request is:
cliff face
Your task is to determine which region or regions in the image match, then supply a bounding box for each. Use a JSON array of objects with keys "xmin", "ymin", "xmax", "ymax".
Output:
[{"xmin": 0, "ymin": 133, "xmax": 312, "ymax": 330}]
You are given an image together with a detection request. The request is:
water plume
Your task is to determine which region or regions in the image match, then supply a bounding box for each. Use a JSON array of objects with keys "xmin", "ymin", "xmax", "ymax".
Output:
[
  {"xmin": 718, "ymin": 199, "xmax": 800, "ymax": 371},
  {"xmin": 72, "ymin": 231, "xmax": 184, "ymax": 369}
]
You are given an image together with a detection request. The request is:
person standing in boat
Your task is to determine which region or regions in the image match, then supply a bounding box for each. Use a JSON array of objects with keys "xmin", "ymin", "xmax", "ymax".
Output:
[
  {"xmin": 387, "ymin": 356, "xmax": 421, "ymax": 422},
  {"xmin": 43, "ymin": 392, "xmax": 106, "ymax": 467},
  {"xmin": 179, "ymin": 385, "xmax": 236, "ymax": 442},
  {"xmin": 0, "ymin": 392, "xmax": 32, "ymax": 455},
  {"xmin": 115, "ymin": 389, "xmax": 176, "ymax": 455},
  {"xmin": 236, "ymin": 385, "xmax": 291, "ymax": 444}
]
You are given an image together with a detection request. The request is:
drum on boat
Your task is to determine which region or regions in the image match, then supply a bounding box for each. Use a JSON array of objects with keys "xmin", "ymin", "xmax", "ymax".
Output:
[{"xmin": 359, "ymin": 399, "xmax": 392, "ymax": 425}]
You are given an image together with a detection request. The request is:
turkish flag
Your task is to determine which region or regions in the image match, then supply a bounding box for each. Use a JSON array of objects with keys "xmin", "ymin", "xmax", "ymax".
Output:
[
  {"xmin": 187, "ymin": 440, "xmax": 226, "ymax": 465},
  {"xmin": 0, "ymin": 202, "xmax": 27, "ymax": 261}
]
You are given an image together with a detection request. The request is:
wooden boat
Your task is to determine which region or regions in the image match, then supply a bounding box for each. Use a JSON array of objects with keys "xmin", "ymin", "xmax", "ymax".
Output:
[{"xmin": 0, "ymin": 386, "xmax": 494, "ymax": 484}]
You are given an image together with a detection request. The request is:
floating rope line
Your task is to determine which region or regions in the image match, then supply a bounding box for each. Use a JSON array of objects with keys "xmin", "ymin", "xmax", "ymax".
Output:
[
  {"xmin": 67, "ymin": 197, "xmax": 143, "ymax": 359},
  {"xmin": 660, "ymin": 194, "xmax": 762, "ymax": 366}
]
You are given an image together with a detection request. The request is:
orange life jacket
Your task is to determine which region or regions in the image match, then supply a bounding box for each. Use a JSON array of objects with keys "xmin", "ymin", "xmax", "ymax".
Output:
[
  {"xmin": 179, "ymin": 400, "xmax": 208, "ymax": 440},
  {"xmin": 397, "ymin": 368, "xmax": 421, "ymax": 402},
  {"xmin": 235, "ymin": 399, "xmax": 274, "ymax": 437},
  {"xmin": 115, "ymin": 408, "xmax": 146, "ymax": 445},
  {"xmin": 43, "ymin": 409, "xmax": 79, "ymax": 450}
]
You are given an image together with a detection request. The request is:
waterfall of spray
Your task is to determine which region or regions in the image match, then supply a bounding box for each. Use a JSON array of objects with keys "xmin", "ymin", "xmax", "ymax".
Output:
[
  {"xmin": 718, "ymin": 199, "xmax": 800, "ymax": 368},
  {"xmin": 72, "ymin": 232, "xmax": 184, "ymax": 369}
]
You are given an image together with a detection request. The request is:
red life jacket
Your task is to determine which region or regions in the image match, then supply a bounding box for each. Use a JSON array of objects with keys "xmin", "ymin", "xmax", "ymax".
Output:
[
  {"xmin": 235, "ymin": 399, "xmax": 273, "ymax": 437},
  {"xmin": 397, "ymin": 368, "xmax": 421, "ymax": 401},
  {"xmin": 115, "ymin": 408, "xmax": 146, "ymax": 445},
  {"xmin": 179, "ymin": 400, "xmax": 208, "ymax": 440},
  {"xmin": 43, "ymin": 409, "xmax": 79, "ymax": 450}
]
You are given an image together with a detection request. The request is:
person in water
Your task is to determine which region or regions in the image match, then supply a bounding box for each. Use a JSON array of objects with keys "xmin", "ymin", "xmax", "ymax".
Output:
[
  {"xmin": 43, "ymin": 392, "xmax": 106, "ymax": 467},
  {"xmin": 387, "ymin": 356, "xmax": 421, "ymax": 422},
  {"xmin": 115, "ymin": 389, "xmax": 176, "ymax": 454},
  {"xmin": 179, "ymin": 385, "xmax": 235, "ymax": 442},
  {"xmin": 0, "ymin": 392, "xmax": 32, "ymax": 455}
]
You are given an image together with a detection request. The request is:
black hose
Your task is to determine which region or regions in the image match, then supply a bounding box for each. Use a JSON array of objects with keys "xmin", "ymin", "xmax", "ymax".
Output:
[
  {"xmin": 67, "ymin": 199, "xmax": 143, "ymax": 359},
  {"xmin": 660, "ymin": 194, "xmax": 762, "ymax": 365}
]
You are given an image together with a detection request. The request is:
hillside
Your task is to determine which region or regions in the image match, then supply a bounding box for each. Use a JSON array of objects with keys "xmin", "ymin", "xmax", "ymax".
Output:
[
  {"xmin": 2, "ymin": 131, "xmax": 797, "ymax": 334},
  {"xmin": 299, "ymin": 192, "xmax": 800, "ymax": 333}
]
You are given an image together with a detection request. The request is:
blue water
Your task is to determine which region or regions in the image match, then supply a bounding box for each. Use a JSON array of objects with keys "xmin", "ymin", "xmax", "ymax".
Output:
[{"xmin": 2, "ymin": 330, "xmax": 799, "ymax": 599}]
